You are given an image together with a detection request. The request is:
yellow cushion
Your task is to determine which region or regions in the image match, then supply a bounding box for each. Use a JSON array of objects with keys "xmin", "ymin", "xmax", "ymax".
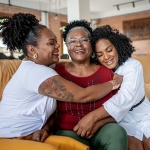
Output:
[
  {"xmin": 44, "ymin": 135, "xmax": 89, "ymax": 150},
  {"xmin": 0, "ymin": 135, "xmax": 89, "ymax": 150},
  {"xmin": 0, "ymin": 59, "xmax": 21, "ymax": 100},
  {"xmin": 0, "ymin": 138, "xmax": 58, "ymax": 150}
]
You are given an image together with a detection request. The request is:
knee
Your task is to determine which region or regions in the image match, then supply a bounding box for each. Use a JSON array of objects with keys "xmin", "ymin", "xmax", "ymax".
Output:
[
  {"xmin": 144, "ymin": 137, "xmax": 150, "ymax": 150},
  {"xmin": 106, "ymin": 123, "xmax": 127, "ymax": 142}
]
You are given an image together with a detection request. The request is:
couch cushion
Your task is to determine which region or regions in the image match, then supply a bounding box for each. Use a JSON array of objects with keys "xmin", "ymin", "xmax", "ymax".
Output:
[
  {"xmin": 44, "ymin": 135, "xmax": 89, "ymax": 150},
  {"xmin": 132, "ymin": 53, "xmax": 150, "ymax": 84},
  {"xmin": 145, "ymin": 84, "xmax": 150, "ymax": 100},
  {"xmin": 0, "ymin": 59, "xmax": 21, "ymax": 100}
]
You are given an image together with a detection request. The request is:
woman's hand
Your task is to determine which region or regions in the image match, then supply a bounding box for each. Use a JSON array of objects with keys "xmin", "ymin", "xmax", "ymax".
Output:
[
  {"xmin": 32, "ymin": 114, "xmax": 55, "ymax": 142},
  {"xmin": 113, "ymin": 73, "xmax": 123, "ymax": 85},
  {"xmin": 32, "ymin": 129, "xmax": 49, "ymax": 142},
  {"xmin": 111, "ymin": 73, "xmax": 123, "ymax": 90},
  {"xmin": 73, "ymin": 112, "xmax": 97, "ymax": 138}
]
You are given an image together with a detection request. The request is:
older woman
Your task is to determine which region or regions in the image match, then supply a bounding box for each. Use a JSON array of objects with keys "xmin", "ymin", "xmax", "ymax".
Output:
[{"xmin": 54, "ymin": 20, "xmax": 127, "ymax": 150}]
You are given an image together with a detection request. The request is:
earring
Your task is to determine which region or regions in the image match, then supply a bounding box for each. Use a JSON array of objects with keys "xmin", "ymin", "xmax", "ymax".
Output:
[
  {"xmin": 33, "ymin": 54, "xmax": 38, "ymax": 59},
  {"xmin": 91, "ymin": 52, "xmax": 95, "ymax": 59}
]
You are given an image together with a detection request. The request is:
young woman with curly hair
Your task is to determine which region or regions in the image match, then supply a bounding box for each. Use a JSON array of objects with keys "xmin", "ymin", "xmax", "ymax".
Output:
[
  {"xmin": 0, "ymin": 13, "xmax": 121, "ymax": 150},
  {"xmin": 90, "ymin": 25, "xmax": 150, "ymax": 150}
]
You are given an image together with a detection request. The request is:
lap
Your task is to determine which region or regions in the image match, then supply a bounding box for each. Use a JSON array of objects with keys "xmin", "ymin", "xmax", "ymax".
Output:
[{"xmin": 90, "ymin": 123, "xmax": 128, "ymax": 150}]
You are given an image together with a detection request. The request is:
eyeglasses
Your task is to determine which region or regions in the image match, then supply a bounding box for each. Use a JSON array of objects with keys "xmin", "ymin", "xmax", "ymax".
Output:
[{"xmin": 67, "ymin": 38, "xmax": 90, "ymax": 46}]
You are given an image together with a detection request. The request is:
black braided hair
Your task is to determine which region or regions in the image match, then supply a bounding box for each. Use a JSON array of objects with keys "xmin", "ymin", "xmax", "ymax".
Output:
[
  {"xmin": 62, "ymin": 20, "xmax": 93, "ymax": 43},
  {"xmin": 0, "ymin": 13, "xmax": 46, "ymax": 56},
  {"xmin": 91, "ymin": 25, "xmax": 135, "ymax": 66}
]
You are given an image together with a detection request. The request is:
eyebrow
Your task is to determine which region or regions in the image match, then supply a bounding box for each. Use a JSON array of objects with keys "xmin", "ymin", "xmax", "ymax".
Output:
[
  {"xmin": 96, "ymin": 46, "xmax": 112, "ymax": 53},
  {"xmin": 48, "ymin": 39, "xmax": 55, "ymax": 41}
]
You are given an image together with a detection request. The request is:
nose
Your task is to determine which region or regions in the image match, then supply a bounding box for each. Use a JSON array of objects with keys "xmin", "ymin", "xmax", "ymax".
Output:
[
  {"xmin": 75, "ymin": 40, "xmax": 82, "ymax": 46},
  {"xmin": 55, "ymin": 42, "xmax": 60, "ymax": 48},
  {"xmin": 103, "ymin": 53, "xmax": 109, "ymax": 60}
]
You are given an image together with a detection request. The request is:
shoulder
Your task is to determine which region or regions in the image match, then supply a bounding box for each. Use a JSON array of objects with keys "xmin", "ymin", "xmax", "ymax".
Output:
[
  {"xmin": 54, "ymin": 64, "xmax": 66, "ymax": 73},
  {"xmin": 99, "ymin": 65, "xmax": 113, "ymax": 73},
  {"xmin": 117, "ymin": 58, "xmax": 143, "ymax": 75},
  {"xmin": 123, "ymin": 58, "xmax": 142, "ymax": 69}
]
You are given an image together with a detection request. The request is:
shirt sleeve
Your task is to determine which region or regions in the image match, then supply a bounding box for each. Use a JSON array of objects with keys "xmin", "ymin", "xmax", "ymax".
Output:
[
  {"xmin": 24, "ymin": 64, "xmax": 58, "ymax": 93},
  {"xmin": 103, "ymin": 59, "xmax": 145, "ymax": 122}
]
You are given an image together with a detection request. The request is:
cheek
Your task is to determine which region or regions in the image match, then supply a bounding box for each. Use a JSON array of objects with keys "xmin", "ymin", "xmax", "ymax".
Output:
[{"xmin": 97, "ymin": 57, "xmax": 103, "ymax": 64}]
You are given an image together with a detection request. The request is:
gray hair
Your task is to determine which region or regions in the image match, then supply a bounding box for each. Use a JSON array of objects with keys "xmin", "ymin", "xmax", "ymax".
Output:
[{"xmin": 66, "ymin": 26, "xmax": 91, "ymax": 45}]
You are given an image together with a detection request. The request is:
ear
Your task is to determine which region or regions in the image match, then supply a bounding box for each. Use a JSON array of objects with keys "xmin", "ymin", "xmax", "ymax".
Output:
[{"xmin": 27, "ymin": 45, "xmax": 37, "ymax": 55}]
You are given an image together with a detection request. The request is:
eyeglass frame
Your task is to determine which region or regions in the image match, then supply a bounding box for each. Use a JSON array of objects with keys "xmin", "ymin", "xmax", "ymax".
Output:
[{"xmin": 67, "ymin": 37, "xmax": 91, "ymax": 46}]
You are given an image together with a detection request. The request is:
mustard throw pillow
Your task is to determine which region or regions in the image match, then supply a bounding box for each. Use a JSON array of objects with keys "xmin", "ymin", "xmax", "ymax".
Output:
[{"xmin": 44, "ymin": 135, "xmax": 89, "ymax": 150}]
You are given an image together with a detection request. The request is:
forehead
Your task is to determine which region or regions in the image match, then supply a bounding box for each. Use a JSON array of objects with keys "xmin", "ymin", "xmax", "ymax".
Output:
[
  {"xmin": 69, "ymin": 29, "xmax": 87, "ymax": 37},
  {"xmin": 40, "ymin": 28, "xmax": 55, "ymax": 40},
  {"xmin": 97, "ymin": 39, "xmax": 111, "ymax": 46}
]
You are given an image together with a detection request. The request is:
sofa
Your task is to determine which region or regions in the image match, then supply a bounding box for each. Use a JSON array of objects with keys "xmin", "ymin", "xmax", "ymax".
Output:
[{"xmin": 0, "ymin": 53, "xmax": 150, "ymax": 149}]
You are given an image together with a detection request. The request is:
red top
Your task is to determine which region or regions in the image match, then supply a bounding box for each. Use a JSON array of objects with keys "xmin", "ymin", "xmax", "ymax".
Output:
[{"xmin": 55, "ymin": 64, "xmax": 117, "ymax": 130}]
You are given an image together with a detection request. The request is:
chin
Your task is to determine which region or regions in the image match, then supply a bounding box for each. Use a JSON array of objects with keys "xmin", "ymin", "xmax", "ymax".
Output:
[
  {"xmin": 53, "ymin": 58, "xmax": 59, "ymax": 63},
  {"xmin": 103, "ymin": 64, "xmax": 114, "ymax": 70}
]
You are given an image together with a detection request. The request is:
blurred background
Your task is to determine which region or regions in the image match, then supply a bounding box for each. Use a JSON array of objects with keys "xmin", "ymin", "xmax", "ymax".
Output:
[{"xmin": 0, "ymin": 0, "xmax": 150, "ymax": 59}]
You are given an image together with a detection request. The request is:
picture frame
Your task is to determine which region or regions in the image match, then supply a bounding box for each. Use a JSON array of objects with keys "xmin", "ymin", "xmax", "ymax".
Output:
[{"xmin": 123, "ymin": 18, "xmax": 150, "ymax": 41}]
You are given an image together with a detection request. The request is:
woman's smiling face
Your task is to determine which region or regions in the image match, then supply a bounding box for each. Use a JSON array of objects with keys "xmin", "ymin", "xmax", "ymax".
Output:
[
  {"xmin": 67, "ymin": 29, "xmax": 92, "ymax": 63},
  {"xmin": 95, "ymin": 39, "xmax": 119, "ymax": 71}
]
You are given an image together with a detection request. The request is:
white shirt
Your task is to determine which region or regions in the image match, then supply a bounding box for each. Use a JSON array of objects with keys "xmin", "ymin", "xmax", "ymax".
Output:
[
  {"xmin": 103, "ymin": 58, "xmax": 150, "ymax": 140},
  {"xmin": 0, "ymin": 61, "xmax": 58, "ymax": 138}
]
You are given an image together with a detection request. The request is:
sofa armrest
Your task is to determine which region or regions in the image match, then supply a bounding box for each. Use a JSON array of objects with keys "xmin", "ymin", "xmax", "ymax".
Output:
[{"xmin": 0, "ymin": 59, "xmax": 21, "ymax": 100}]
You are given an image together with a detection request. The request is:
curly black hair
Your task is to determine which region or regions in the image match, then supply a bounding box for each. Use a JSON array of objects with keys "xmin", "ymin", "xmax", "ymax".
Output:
[
  {"xmin": 62, "ymin": 20, "xmax": 93, "ymax": 43},
  {"xmin": 91, "ymin": 25, "xmax": 135, "ymax": 66},
  {"xmin": 0, "ymin": 13, "xmax": 46, "ymax": 56}
]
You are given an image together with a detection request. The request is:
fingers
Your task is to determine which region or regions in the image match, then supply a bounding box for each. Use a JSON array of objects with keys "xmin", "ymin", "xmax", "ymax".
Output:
[
  {"xmin": 32, "ymin": 129, "xmax": 49, "ymax": 142},
  {"xmin": 73, "ymin": 124, "xmax": 79, "ymax": 132},
  {"xmin": 32, "ymin": 132, "xmax": 41, "ymax": 142},
  {"xmin": 74, "ymin": 125, "xmax": 91, "ymax": 138},
  {"xmin": 112, "ymin": 83, "xmax": 120, "ymax": 90},
  {"xmin": 41, "ymin": 131, "xmax": 49, "ymax": 142}
]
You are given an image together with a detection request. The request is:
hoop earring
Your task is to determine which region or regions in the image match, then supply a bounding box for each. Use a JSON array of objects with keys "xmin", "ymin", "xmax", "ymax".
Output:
[
  {"xmin": 33, "ymin": 54, "xmax": 38, "ymax": 59},
  {"xmin": 91, "ymin": 52, "xmax": 95, "ymax": 59}
]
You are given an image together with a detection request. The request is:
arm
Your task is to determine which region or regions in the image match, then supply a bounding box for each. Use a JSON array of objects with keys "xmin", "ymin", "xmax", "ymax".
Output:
[
  {"xmin": 73, "ymin": 108, "xmax": 115, "ymax": 138},
  {"xmin": 86, "ymin": 117, "xmax": 115, "ymax": 139},
  {"xmin": 38, "ymin": 74, "xmax": 120, "ymax": 103},
  {"xmin": 32, "ymin": 114, "xmax": 55, "ymax": 142}
]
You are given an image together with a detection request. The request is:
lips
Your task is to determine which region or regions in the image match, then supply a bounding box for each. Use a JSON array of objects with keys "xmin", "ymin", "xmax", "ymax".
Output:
[
  {"xmin": 105, "ymin": 58, "xmax": 114, "ymax": 65},
  {"xmin": 75, "ymin": 50, "xmax": 85, "ymax": 54},
  {"xmin": 53, "ymin": 52, "xmax": 59, "ymax": 57}
]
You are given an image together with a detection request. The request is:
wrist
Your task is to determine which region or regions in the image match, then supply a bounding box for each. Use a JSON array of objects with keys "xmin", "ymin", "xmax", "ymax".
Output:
[{"xmin": 42, "ymin": 128, "xmax": 49, "ymax": 133}]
